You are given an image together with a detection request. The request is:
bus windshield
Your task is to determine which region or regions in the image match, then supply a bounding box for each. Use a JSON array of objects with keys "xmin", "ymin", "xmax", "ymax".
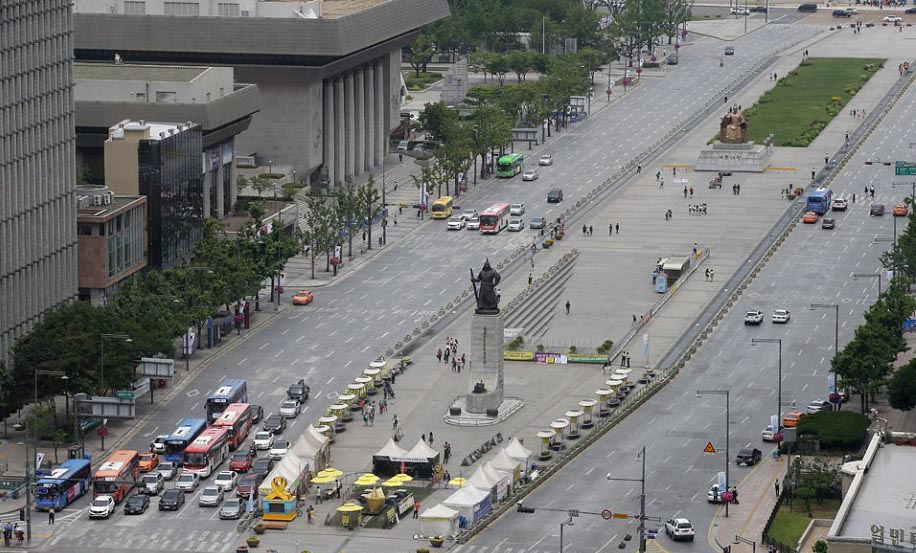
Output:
[
  {"xmin": 205, "ymin": 379, "xmax": 248, "ymax": 422},
  {"xmin": 496, "ymin": 154, "xmax": 524, "ymax": 178}
]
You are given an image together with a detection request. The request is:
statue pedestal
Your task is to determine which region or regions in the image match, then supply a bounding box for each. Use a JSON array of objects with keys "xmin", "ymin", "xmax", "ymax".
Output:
[
  {"xmin": 465, "ymin": 313, "xmax": 504, "ymax": 414},
  {"xmin": 695, "ymin": 141, "xmax": 771, "ymax": 173}
]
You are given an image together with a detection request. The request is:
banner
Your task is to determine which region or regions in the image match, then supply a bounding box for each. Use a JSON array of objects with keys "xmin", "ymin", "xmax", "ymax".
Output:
[
  {"xmin": 503, "ymin": 351, "xmax": 535, "ymax": 361},
  {"xmin": 535, "ymin": 352, "xmax": 568, "ymax": 364},
  {"xmin": 566, "ymin": 354, "xmax": 609, "ymax": 364}
]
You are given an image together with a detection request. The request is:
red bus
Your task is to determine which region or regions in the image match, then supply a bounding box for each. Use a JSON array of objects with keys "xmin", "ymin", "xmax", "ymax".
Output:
[
  {"xmin": 92, "ymin": 450, "xmax": 139, "ymax": 503},
  {"xmin": 479, "ymin": 202, "xmax": 511, "ymax": 234},
  {"xmin": 212, "ymin": 403, "xmax": 252, "ymax": 450},
  {"xmin": 183, "ymin": 427, "xmax": 231, "ymax": 478}
]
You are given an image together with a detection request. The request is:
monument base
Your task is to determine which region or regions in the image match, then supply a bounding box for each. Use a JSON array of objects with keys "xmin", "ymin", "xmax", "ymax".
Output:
[
  {"xmin": 465, "ymin": 312, "xmax": 505, "ymax": 414},
  {"xmin": 695, "ymin": 141, "xmax": 771, "ymax": 173},
  {"xmin": 444, "ymin": 396, "xmax": 526, "ymax": 426}
]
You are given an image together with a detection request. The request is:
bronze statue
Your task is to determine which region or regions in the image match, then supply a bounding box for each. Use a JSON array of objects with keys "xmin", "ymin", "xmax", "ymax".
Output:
[
  {"xmin": 470, "ymin": 260, "xmax": 501, "ymax": 314},
  {"xmin": 720, "ymin": 108, "xmax": 749, "ymax": 144}
]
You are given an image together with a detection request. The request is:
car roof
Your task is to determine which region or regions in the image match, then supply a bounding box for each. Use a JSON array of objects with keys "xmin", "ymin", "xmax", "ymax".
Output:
[{"xmin": 671, "ymin": 517, "xmax": 691, "ymax": 524}]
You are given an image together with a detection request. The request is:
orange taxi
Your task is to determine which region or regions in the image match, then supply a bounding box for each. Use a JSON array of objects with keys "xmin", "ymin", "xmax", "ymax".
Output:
[
  {"xmin": 802, "ymin": 211, "xmax": 818, "ymax": 224},
  {"xmin": 782, "ymin": 411, "xmax": 805, "ymax": 428},
  {"xmin": 893, "ymin": 203, "xmax": 908, "ymax": 217},
  {"xmin": 292, "ymin": 289, "xmax": 314, "ymax": 306},
  {"xmin": 138, "ymin": 452, "xmax": 159, "ymax": 472}
]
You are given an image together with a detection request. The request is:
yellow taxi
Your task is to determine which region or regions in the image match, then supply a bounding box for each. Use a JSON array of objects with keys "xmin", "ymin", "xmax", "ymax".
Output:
[
  {"xmin": 292, "ymin": 289, "xmax": 314, "ymax": 306},
  {"xmin": 802, "ymin": 211, "xmax": 818, "ymax": 224},
  {"xmin": 138, "ymin": 452, "xmax": 159, "ymax": 472}
]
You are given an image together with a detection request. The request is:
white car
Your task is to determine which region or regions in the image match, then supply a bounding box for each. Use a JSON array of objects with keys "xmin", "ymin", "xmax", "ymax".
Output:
[
  {"xmin": 158, "ymin": 461, "xmax": 178, "ymax": 480},
  {"xmin": 462, "ymin": 209, "xmax": 478, "ymax": 220},
  {"xmin": 744, "ymin": 310, "xmax": 764, "ymax": 325},
  {"xmin": 466, "ymin": 217, "xmax": 480, "ymax": 230},
  {"xmin": 253, "ymin": 431, "xmax": 275, "ymax": 450},
  {"xmin": 807, "ymin": 399, "xmax": 832, "ymax": 414},
  {"xmin": 140, "ymin": 472, "xmax": 165, "ymax": 495},
  {"xmin": 269, "ymin": 440, "xmax": 292, "ymax": 460},
  {"xmin": 510, "ymin": 203, "xmax": 525, "ymax": 216},
  {"xmin": 447, "ymin": 215, "xmax": 466, "ymax": 230},
  {"xmin": 844, "ymin": 7, "xmax": 858, "ymax": 14},
  {"xmin": 730, "ymin": 7, "xmax": 750, "ymax": 14},
  {"xmin": 175, "ymin": 471, "xmax": 200, "ymax": 493},
  {"xmin": 884, "ymin": 15, "xmax": 902, "ymax": 22},
  {"xmin": 507, "ymin": 219, "xmax": 525, "ymax": 232},
  {"xmin": 538, "ymin": 154, "xmax": 553, "ymax": 166},
  {"xmin": 89, "ymin": 495, "xmax": 116, "ymax": 519},
  {"xmin": 831, "ymin": 198, "xmax": 848, "ymax": 211},
  {"xmin": 150, "ymin": 434, "xmax": 168, "ymax": 454},
  {"xmin": 279, "ymin": 399, "xmax": 301, "ymax": 418},
  {"xmin": 664, "ymin": 517, "xmax": 696, "ymax": 542},
  {"xmin": 772, "ymin": 309, "xmax": 791, "ymax": 324},
  {"xmin": 707, "ymin": 484, "xmax": 727, "ymax": 503},
  {"xmin": 761, "ymin": 424, "xmax": 778, "ymax": 442},
  {"xmin": 214, "ymin": 470, "xmax": 238, "ymax": 492},
  {"xmin": 522, "ymin": 169, "xmax": 539, "ymax": 181},
  {"xmin": 198, "ymin": 486, "xmax": 225, "ymax": 507}
]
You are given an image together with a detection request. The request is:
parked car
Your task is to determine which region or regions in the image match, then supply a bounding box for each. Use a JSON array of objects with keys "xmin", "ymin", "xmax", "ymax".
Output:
[
  {"xmin": 547, "ymin": 188, "xmax": 564, "ymax": 203},
  {"xmin": 287, "ymin": 380, "xmax": 310, "ymax": 402},
  {"xmin": 269, "ymin": 440, "xmax": 292, "ymax": 460},
  {"xmin": 736, "ymin": 447, "xmax": 762, "ymax": 465},
  {"xmin": 510, "ymin": 203, "xmax": 526, "ymax": 216},
  {"xmin": 279, "ymin": 399, "xmax": 302, "ymax": 418},
  {"xmin": 884, "ymin": 15, "xmax": 902, "ymax": 22},
  {"xmin": 138, "ymin": 452, "xmax": 159, "ymax": 473},
  {"xmin": 229, "ymin": 450, "xmax": 255, "ymax": 472},
  {"xmin": 467, "ymin": 217, "xmax": 481, "ymax": 230},
  {"xmin": 291, "ymin": 289, "xmax": 314, "ymax": 306},
  {"xmin": 140, "ymin": 472, "xmax": 165, "ymax": 495},
  {"xmin": 870, "ymin": 203, "xmax": 885, "ymax": 216},
  {"xmin": 89, "ymin": 495, "xmax": 116, "ymax": 519},
  {"xmin": 729, "ymin": 7, "xmax": 749, "ymax": 14},
  {"xmin": 507, "ymin": 219, "xmax": 525, "ymax": 232},
  {"xmin": 821, "ymin": 218, "xmax": 836, "ymax": 230},
  {"xmin": 175, "ymin": 471, "xmax": 200, "ymax": 492},
  {"xmin": 666, "ymin": 55, "xmax": 678, "ymax": 65},
  {"xmin": 214, "ymin": 471, "xmax": 239, "ymax": 492},
  {"xmin": 158, "ymin": 489, "xmax": 185, "ymax": 511},
  {"xmin": 530, "ymin": 217, "xmax": 547, "ymax": 229},
  {"xmin": 253, "ymin": 431, "xmax": 275, "ymax": 450},
  {"xmin": 237, "ymin": 473, "xmax": 264, "ymax": 498},
  {"xmin": 744, "ymin": 310, "xmax": 764, "ymax": 325},
  {"xmin": 538, "ymin": 154, "xmax": 554, "ymax": 166},
  {"xmin": 251, "ymin": 457, "xmax": 276, "ymax": 477},
  {"xmin": 772, "ymin": 309, "xmax": 791, "ymax": 324},
  {"xmin": 149, "ymin": 435, "xmax": 168, "ymax": 454},
  {"xmin": 831, "ymin": 198, "xmax": 848, "ymax": 211},
  {"xmin": 782, "ymin": 410, "xmax": 804, "ymax": 428},
  {"xmin": 806, "ymin": 399, "xmax": 832, "ymax": 414},
  {"xmin": 665, "ymin": 518, "xmax": 696, "ymax": 542},
  {"xmin": 761, "ymin": 424, "xmax": 779, "ymax": 442},
  {"xmin": 158, "ymin": 461, "xmax": 178, "ymax": 481},
  {"xmin": 123, "ymin": 494, "xmax": 150, "ymax": 515},
  {"xmin": 750, "ymin": 5, "xmax": 768, "ymax": 12},
  {"xmin": 522, "ymin": 169, "xmax": 539, "ymax": 181},
  {"xmin": 198, "ymin": 486, "xmax": 225, "ymax": 507},
  {"xmin": 263, "ymin": 414, "xmax": 287, "ymax": 434},
  {"xmin": 219, "ymin": 497, "xmax": 244, "ymax": 520},
  {"xmin": 447, "ymin": 215, "xmax": 466, "ymax": 230},
  {"xmin": 803, "ymin": 211, "xmax": 819, "ymax": 223},
  {"xmin": 894, "ymin": 203, "xmax": 908, "ymax": 217}
]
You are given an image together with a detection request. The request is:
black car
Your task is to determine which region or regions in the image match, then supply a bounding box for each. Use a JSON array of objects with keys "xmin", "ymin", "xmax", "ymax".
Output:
[
  {"xmin": 749, "ymin": 5, "xmax": 768, "ymax": 12},
  {"xmin": 547, "ymin": 188, "xmax": 564, "ymax": 203},
  {"xmin": 124, "ymin": 494, "xmax": 150, "ymax": 515},
  {"xmin": 287, "ymin": 379, "xmax": 310, "ymax": 402},
  {"xmin": 236, "ymin": 473, "xmax": 264, "ymax": 498},
  {"xmin": 821, "ymin": 218, "xmax": 836, "ymax": 229},
  {"xmin": 832, "ymin": 9, "xmax": 851, "ymax": 17},
  {"xmin": 736, "ymin": 447, "xmax": 762, "ymax": 466},
  {"xmin": 159, "ymin": 489, "xmax": 185, "ymax": 511},
  {"xmin": 907, "ymin": 6, "xmax": 916, "ymax": 13},
  {"xmin": 263, "ymin": 414, "xmax": 286, "ymax": 434},
  {"xmin": 251, "ymin": 457, "xmax": 276, "ymax": 477},
  {"xmin": 250, "ymin": 404, "xmax": 264, "ymax": 424}
]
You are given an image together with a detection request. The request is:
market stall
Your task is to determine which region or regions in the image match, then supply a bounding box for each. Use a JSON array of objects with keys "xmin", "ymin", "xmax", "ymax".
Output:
[
  {"xmin": 504, "ymin": 438, "xmax": 532, "ymax": 475},
  {"xmin": 420, "ymin": 503, "xmax": 460, "ymax": 538},
  {"xmin": 371, "ymin": 438, "xmax": 409, "ymax": 476},
  {"xmin": 443, "ymin": 485, "xmax": 491, "ymax": 527}
]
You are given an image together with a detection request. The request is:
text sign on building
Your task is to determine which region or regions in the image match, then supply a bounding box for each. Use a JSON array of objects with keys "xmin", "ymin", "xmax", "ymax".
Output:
[{"xmin": 894, "ymin": 161, "xmax": 916, "ymax": 176}]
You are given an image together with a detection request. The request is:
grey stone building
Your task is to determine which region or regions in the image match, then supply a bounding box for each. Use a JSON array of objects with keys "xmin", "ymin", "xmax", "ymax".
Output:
[
  {"xmin": 72, "ymin": 0, "xmax": 450, "ymax": 189},
  {"xmin": 0, "ymin": 0, "xmax": 79, "ymax": 366}
]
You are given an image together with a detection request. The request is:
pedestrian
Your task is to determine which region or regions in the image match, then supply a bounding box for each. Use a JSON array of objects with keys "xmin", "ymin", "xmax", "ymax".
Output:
[
  {"xmin": 660, "ymin": 177, "xmax": 664, "ymax": 189},
  {"xmin": 428, "ymin": 431, "xmax": 434, "ymax": 445},
  {"xmin": 394, "ymin": 215, "xmax": 398, "ymax": 226},
  {"xmin": 609, "ymin": 224, "xmax": 613, "ymax": 236},
  {"xmin": 632, "ymin": 314, "xmax": 637, "ymax": 324},
  {"xmin": 451, "ymin": 358, "xmax": 457, "ymax": 372},
  {"xmin": 444, "ymin": 442, "xmax": 451, "ymax": 464},
  {"xmin": 437, "ymin": 348, "xmax": 442, "ymax": 362},
  {"xmin": 705, "ymin": 268, "xmax": 710, "ymax": 281},
  {"xmin": 775, "ymin": 479, "xmax": 780, "ymax": 497},
  {"xmin": 615, "ymin": 223, "xmax": 619, "ymax": 234},
  {"xmin": 2, "ymin": 521, "xmax": 11, "ymax": 547},
  {"xmin": 736, "ymin": 184, "xmax": 741, "ymax": 195},
  {"xmin": 48, "ymin": 509, "xmax": 55, "ymax": 525},
  {"xmin": 811, "ymin": 169, "xmax": 816, "ymax": 181},
  {"xmin": 689, "ymin": 186, "xmax": 693, "ymax": 197},
  {"xmin": 461, "ymin": 353, "xmax": 466, "ymax": 366},
  {"xmin": 626, "ymin": 353, "xmax": 631, "ymax": 368},
  {"xmin": 656, "ymin": 171, "xmax": 661, "ymax": 181},
  {"xmin": 336, "ymin": 479, "xmax": 342, "ymax": 498},
  {"xmin": 582, "ymin": 224, "xmax": 588, "ymax": 235},
  {"xmin": 724, "ymin": 95, "xmax": 728, "ymax": 104},
  {"xmin": 362, "ymin": 230, "xmax": 367, "ymax": 241},
  {"xmin": 413, "ymin": 501, "xmax": 420, "ymax": 518},
  {"xmin": 673, "ymin": 167, "xmax": 677, "ymax": 176},
  {"xmin": 852, "ymin": 193, "xmax": 856, "ymax": 203},
  {"xmin": 588, "ymin": 225, "xmax": 593, "ymax": 235},
  {"xmin": 825, "ymin": 154, "xmax": 829, "ymax": 165},
  {"xmin": 393, "ymin": 414, "xmax": 399, "ymax": 430},
  {"xmin": 444, "ymin": 348, "xmax": 450, "ymax": 362},
  {"xmin": 637, "ymin": 164, "xmax": 642, "ymax": 174},
  {"xmin": 732, "ymin": 487, "xmax": 740, "ymax": 504},
  {"xmin": 399, "ymin": 204, "xmax": 403, "ymax": 215},
  {"xmin": 845, "ymin": 131, "xmax": 849, "ymax": 144},
  {"xmin": 528, "ymin": 273, "xmax": 533, "ymax": 287},
  {"xmin": 369, "ymin": 410, "xmax": 375, "ymax": 426},
  {"xmin": 870, "ymin": 186, "xmax": 875, "ymax": 198},
  {"xmin": 693, "ymin": 242, "xmax": 698, "ymax": 256},
  {"xmin": 565, "ymin": 300, "xmax": 571, "ymax": 315},
  {"xmin": 363, "ymin": 412, "xmax": 369, "ymax": 426},
  {"xmin": 399, "ymin": 153, "xmax": 404, "ymax": 164}
]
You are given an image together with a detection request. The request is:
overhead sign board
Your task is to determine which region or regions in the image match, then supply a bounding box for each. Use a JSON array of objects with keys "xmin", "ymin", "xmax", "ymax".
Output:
[{"xmin": 895, "ymin": 161, "xmax": 916, "ymax": 176}]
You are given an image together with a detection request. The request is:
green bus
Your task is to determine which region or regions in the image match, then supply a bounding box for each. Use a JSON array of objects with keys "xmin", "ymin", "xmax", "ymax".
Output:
[{"xmin": 496, "ymin": 154, "xmax": 524, "ymax": 178}]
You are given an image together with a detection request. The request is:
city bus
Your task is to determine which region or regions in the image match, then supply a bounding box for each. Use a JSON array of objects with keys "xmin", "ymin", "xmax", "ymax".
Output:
[
  {"xmin": 92, "ymin": 450, "xmax": 139, "ymax": 503},
  {"xmin": 205, "ymin": 379, "xmax": 248, "ymax": 423},
  {"xmin": 479, "ymin": 202, "xmax": 511, "ymax": 234},
  {"xmin": 34, "ymin": 458, "xmax": 92, "ymax": 511},
  {"xmin": 806, "ymin": 187, "xmax": 833, "ymax": 215},
  {"xmin": 163, "ymin": 418, "xmax": 208, "ymax": 464},
  {"xmin": 496, "ymin": 154, "xmax": 524, "ymax": 178},
  {"xmin": 430, "ymin": 196, "xmax": 455, "ymax": 219},
  {"xmin": 183, "ymin": 427, "xmax": 231, "ymax": 478},
  {"xmin": 212, "ymin": 403, "xmax": 253, "ymax": 450}
]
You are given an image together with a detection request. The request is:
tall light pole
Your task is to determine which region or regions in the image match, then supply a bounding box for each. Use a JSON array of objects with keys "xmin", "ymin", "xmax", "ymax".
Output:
[
  {"xmin": 852, "ymin": 272, "xmax": 883, "ymax": 296},
  {"xmin": 100, "ymin": 333, "xmax": 132, "ymax": 395},
  {"xmin": 29, "ymin": 370, "xmax": 68, "ymax": 544},
  {"xmin": 752, "ymin": 338, "xmax": 783, "ymax": 430},
  {"xmin": 697, "ymin": 390, "xmax": 730, "ymax": 517},
  {"xmin": 810, "ymin": 304, "xmax": 844, "ymax": 409},
  {"xmin": 560, "ymin": 514, "xmax": 575, "ymax": 553},
  {"xmin": 606, "ymin": 445, "xmax": 648, "ymax": 553}
]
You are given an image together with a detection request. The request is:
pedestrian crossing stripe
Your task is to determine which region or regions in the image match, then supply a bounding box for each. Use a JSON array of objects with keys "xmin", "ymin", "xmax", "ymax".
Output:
[{"xmin": 704, "ymin": 441, "xmax": 716, "ymax": 454}]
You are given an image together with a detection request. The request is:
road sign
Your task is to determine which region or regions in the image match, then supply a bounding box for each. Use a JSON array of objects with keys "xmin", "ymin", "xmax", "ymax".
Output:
[
  {"xmin": 895, "ymin": 161, "xmax": 916, "ymax": 176},
  {"xmin": 703, "ymin": 441, "xmax": 716, "ymax": 454},
  {"xmin": 612, "ymin": 513, "xmax": 630, "ymax": 519},
  {"xmin": 601, "ymin": 509, "xmax": 613, "ymax": 520}
]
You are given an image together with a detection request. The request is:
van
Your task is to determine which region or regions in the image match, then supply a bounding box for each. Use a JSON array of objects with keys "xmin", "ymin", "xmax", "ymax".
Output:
[
  {"xmin": 798, "ymin": 3, "xmax": 817, "ymax": 12},
  {"xmin": 832, "ymin": 9, "xmax": 851, "ymax": 16}
]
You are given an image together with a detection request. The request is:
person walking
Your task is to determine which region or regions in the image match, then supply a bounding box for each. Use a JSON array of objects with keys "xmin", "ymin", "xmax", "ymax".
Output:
[
  {"xmin": 413, "ymin": 501, "xmax": 420, "ymax": 519},
  {"xmin": 48, "ymin": 509, "xmax": 55, "ymax": 525},
  {"xmin": 615, "ymin": 223, "xmax": 619, "ymax": 234},
  {"xmin": 565, "ymin": 300, "xmax": 571, "ymax": 315},
  {"xmin": 736, "ymin": 184, "xmax": 741, "ymax": 195},
  {"xmin": 451, "ymin": 358, "xmax": 457, "ymax": 372},
  {"xmin": 609, "ymin": 224, "xmax": 613, "ymax": 236},
  {"xmin": 428, "ymin": 431, "xmax": 434, "ymax": 445},
  {"xmin": 588, "ymin": 225, "xmax": 593, "ymax": 236},
  {"xmin": 2, "ymin": 521, "xmax": 11, "ymax": 547},
  {"xmin": 775, "ymin": 479, "xmax": 780, "ymax": 497},
  {"xmin": 436, "ymin": 348, "xmax": 442, "ymax": 362},
  {"xmin": 392, "ymin": 414, "xmax": 399, "ymax": 430},
  {"xmin": 689, "ymin": 186, "xmax": 694, "ymax": 197},
  {"xmin": 443, "ymin": 442, "xmax": 451, "ymax": 464},
  {"xmin": 637, "ymin": 164, "xmax": 642, "ymax": 174},
  {"xmin": 683, "ymin": 186, "xmax": 688, "ymax": 199},
  {"xmin": 659, "ymin": 177, "xmax": 664, "ymax": 189}
]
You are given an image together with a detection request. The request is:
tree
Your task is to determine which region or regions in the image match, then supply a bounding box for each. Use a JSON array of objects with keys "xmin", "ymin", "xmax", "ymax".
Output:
[
  {"xmin": 240, "ymin": 174, "xmax": 274, "ymax": 199},
  {"xmin": 466, "ymin": 103, "xmax": 512, "ymax": 181},
  {"xmin": 888, "ymin": 358, "xmax": 916, "ymax": 411},
  {"xmin": 419, "ymin": 102, "xmax": 458, "ymax": 143},
  {"xmin": 335, "ymin": 179, "xmax": 361, "ymax": 260},
  {"xmin": 485, "ymin": 55, "xmax": 510, "ymax": 86},
  {"xmin": 356, "ymin": 176, "xmax": 383, "ymax": 250},
  {"xmin": 506, "ymin": 50, "xmax": 533, "ymax": 82},
  {"xmin": 661, "ymin": 0, "xmax": 692, "ymax": 44},
  {"xmin": 300, "ymin": 192, "xmax": 337, "ymax": 278},
  {"xmin": 407, "ymin": 33, "xmax": 436, "ymax": 78},
  {"xmin": 436, "ymin": 121, "xmax": 473, "ymax": 195}
]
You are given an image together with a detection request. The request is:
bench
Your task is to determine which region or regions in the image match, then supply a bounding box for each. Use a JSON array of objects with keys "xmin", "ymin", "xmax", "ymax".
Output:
[{"xmin": 259, "ymin": 521, "xmax": 288, "ymax": 531}]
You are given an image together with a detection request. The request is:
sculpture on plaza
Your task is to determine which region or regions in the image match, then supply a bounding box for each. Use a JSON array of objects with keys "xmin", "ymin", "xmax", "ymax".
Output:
[
  {"xmin": 720, "ymin": 107, "xmax": 749, "ymax": 143},
  {"xmin": 470, "ymin": 260, "xmax": 501, "ymax": 314}
]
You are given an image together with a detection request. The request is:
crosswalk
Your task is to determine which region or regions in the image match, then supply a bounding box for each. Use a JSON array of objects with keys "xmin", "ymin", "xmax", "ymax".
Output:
[
  {"xmin": 453, "ymin": 540, "xmax": 672, "ymax": 553},
  {"xmin": 46, "ymin": 523, "xmax": 238, "ymax": 552}
]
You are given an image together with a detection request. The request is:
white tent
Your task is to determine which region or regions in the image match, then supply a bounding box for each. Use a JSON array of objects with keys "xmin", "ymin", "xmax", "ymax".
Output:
[
  {"xmin": 258, "ymin": 452, "xmax": 305, "ymax": 497},
  {"xmin": 443, "ymin": 485, "xmax": 491, "ymax": 524},
  {"xmin": 505, "ymin": 438, "xmax": 532, "ymax": 463},
  {"xmin": 405, "ymin": 439, "xmax": 439, "ymax": 461},
  {"xmin": 483, "ymin": 461, "xmax": 510, "ymax": 499},
  {"xmin": 292, "ymin": 426, "xmax": 330, "ymax": 472},
  {"xmin": 374, "ymin": 438, "xmax": 408, "ymax": 459},
  {"xmin": 490, "ymin": 448, "xmax": 522, "ymax": 485},
  {"xmin": 420, "ymin": 503, "xmax": 460, "ymax": 538}
]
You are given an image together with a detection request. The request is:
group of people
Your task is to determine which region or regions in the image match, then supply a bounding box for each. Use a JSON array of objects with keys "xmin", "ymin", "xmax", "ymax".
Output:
[
  {"xmin": 437, "ymin": 337, "xmax": 466, "ymax": 373},
  {"xmin": 688, "ymin": 204, "xmax": 708, "ymax": 215},
  {"xmin": 864, "ymin": 185, "xmax": 876, "ymax": 198},
  {"xmin": 704, "ymin": 268, "xmax": 716, "ymax": 281},
  {"xmin": 360, "ymin": 398, "xmax": 389, "ymax": 426},
  {"xmin": 849, "ymin": 107, "xmax": 866, "ymax": 118},
  {"xmin": 1, "ymin": 522, "xmax": 24, "ymax": 546}
]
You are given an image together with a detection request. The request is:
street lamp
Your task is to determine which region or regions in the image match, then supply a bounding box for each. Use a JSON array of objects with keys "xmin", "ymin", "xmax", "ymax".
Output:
[
  {"xmin": 28, "ymin": 370, "xmax": 68, "ymax": 544},
  {"xmin": 752, "ymin": 338, "xmax": 783, "ymax": 433},
  {"xmin": 100, "ymin": 333, "xmax": 132, "ymax": 395},
  {"xmin": 606, "ymin": 445, "xmax": 648, "ymax": 553},
  {"xmin": 852, "ymin": 272, "xmax": 882, "ymax": 296},
  {"xmin": 696, "ymin": 390, "xmax": 730, "ymax": 517},
  {"xmin": 559, "ymin": 514, "xmax": 575, "ymax": 553}
]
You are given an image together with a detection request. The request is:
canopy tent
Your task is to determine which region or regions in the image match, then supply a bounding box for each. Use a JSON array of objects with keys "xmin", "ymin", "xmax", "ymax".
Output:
[
  {"xmin": 371, "ymin": 438, "xmax": 409, "ymax": 476},
  {"xmin": 467, "ymin": 464, "xmax": 507, "ymax": 503},
  {"xmin": 483, "ymin": 461, "xmax": 510, "ymax": 499},
  {"xmin": 490, "ymin": 449, "xmax": 523, "ymax": 485},
  {"xmin": 373, "ymin": 439, "xmax": 440, "ymax": 478},
  {"xmin": 443, "ymin": 485, "xmax": 491, "ymax": 526},
  {"xmin": 292, "ymin": 426, "xmax": 330, "ymax": 472},
  {"xmin": 420, "ymin": 503, "xmax": 460, "ymax": 538},
  {"xmin": 505, "ymin": 438, "xmax": 532, "ymax": 474},
  {"xmin": 259, "ymin": 453, "xmax": 307, "ymax": 497}
]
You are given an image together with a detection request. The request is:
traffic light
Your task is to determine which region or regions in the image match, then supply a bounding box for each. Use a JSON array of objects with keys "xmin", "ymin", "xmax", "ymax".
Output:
[{"xmin": 516, "ymin": 502, "xmax": 536, "ymax": 514}]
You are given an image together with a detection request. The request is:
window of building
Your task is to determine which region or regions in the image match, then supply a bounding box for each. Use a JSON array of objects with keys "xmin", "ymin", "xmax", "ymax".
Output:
[
  {"xmin": 78, "ymin": 224, "xmax": 93, "ymax": 236},
  {"xmin": 163, "ymin": 2, "xmax": 199, "ymax": 15},
  {"xmin": 123, "ymin": 1, "xmax": 146, "ymax": 14},
  {"xmin": 135, "ymin": 92, "xmax": 146, "ymax": 103},
  {"xmin": 155, "ymin": 91, "xmax": 178, "ymax": 104},
  {"xmin": 217, "ymin": 3, "xmax": 240, "ymax": 16}
]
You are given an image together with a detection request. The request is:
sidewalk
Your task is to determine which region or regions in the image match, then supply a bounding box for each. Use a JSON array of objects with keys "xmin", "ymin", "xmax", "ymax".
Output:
[{"xmin": 711, "ymin": 455, "xmax": 785, "ymax": 553}]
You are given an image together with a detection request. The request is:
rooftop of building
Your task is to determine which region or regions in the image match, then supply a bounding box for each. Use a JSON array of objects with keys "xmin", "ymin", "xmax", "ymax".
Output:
[
  {"xmin": 74, "ymin": 63, "xmax": 208, "ymax": 82},
  {"xmin": 76, "ymin": 187, "xmax": 146, "ymax": 221},
  {"xmin": 321, "ymin": 0, "xmax": 388, "ymax": 18},
  {"xmin": 108, "ymin": 120, "xmax": 195, "ymax": 141}
]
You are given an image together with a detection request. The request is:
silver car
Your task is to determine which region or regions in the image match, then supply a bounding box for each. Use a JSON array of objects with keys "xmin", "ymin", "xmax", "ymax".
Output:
[
  {"xmin": 219, "ymin": 497, "xmax": 243, "ymax": 519},
  {"xmin": 198, "ymin": 486, "xmax": 224, "ymax": 507},
  {"xmin": 522, "ymin": 169, "xmax": 539, "ymax": 181},
  {"xmin": 279, "ymin": 399, "xmax": 301, "ymax": 418}
]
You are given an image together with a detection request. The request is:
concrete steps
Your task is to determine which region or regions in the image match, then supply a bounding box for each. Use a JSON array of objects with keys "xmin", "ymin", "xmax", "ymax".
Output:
[{"xmin": 503, "ymin": 252, "xmax": 578, "ymax": 341}]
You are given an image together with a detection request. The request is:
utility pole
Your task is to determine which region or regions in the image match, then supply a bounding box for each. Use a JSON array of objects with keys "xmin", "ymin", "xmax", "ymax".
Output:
[
  {"xmin": 697, "ymin": 390, "xmax": 730, "ymax": 517},
  {"xmin": 606, "ymin": 445, "xmax": 648, "ymax": 553}
]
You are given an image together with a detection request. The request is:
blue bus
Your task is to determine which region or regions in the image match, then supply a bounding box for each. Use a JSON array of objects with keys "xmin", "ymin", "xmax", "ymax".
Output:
[
  {"xmin": 205, "ymin": 379, "xmax": 248, "ymax": 423},
  {"xmin": 34, "ymin": 458, "xmax": 92, "ymax": 511},
  {"xmin": 163, "ymin": 418, "xmax": 207, "ymax": 464},
  {"xmin": 806, "ymin": 188, "xmax": 833, "ymax": 215}
]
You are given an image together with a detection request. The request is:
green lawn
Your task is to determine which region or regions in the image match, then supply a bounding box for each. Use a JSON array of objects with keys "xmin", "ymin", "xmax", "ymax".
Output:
[
  {"xmin": 405, "ymin": 71, "xmax": 442, "ymax": 91},
  {"xmin": 767, "ymin": 499, "xmax": 842, "ymax": 547},
  {"xmin": 742, "ymin": 58, "xmax": 883, "ymax": 146}
]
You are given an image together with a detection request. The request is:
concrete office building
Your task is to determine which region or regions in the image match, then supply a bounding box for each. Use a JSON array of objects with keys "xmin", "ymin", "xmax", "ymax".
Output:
[
  {"xmin": 76, "ymin": 186, "xmax": 148, "ymax": 305},
  {"xmin": 72, "ymin": 0, "xmax": 450, "ymax": 189},
  {"xmin": 0, "ymin": 0, "xmax": 78, "ymax": 366},
  {"xmin": 74, "ymin": 63, "xmax": 261, "ymax": 218}
]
